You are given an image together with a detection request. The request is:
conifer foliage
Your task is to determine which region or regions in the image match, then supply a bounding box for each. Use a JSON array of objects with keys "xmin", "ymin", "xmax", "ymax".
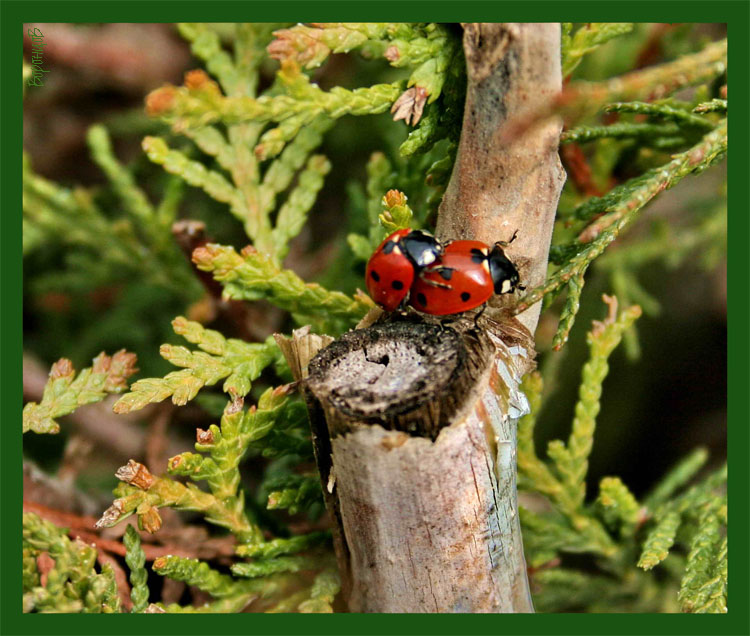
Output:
[{"xmin": 22, "ymin": 23, "xmax": 726, "ymax": 613}]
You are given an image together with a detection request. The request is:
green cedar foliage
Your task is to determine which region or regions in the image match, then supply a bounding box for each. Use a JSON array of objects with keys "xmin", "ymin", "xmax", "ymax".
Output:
[
  {"xmin": 518, "ymin": 300, "xmax": 726, "ymax": 613},
  {"xmin": 22, "ymin": 23, "xmax": 726, "ymax": 613}
]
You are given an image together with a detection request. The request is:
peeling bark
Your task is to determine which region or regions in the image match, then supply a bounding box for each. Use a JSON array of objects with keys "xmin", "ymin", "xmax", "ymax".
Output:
[{"xmin": 280, "ymin": 23, "xmax": 565, "ymax": 613}]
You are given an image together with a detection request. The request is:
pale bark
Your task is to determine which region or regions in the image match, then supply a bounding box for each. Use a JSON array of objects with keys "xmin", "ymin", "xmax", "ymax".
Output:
[
  {"xmin": 437, "ymin": 23, "xmax": 565, "ymax": 334},
  {"xmin": 280, "ymin": 23, "xmax": 565, "ymax": 613}
]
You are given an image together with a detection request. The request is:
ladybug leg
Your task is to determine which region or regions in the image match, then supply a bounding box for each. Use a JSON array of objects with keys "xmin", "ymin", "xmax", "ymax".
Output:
[
  {"xmin": 439, "ymin": 316, "xmax": 459, "ymax": 331},
  {"xmin": 496, "ymin": 229, "xmax": 519, "ymax": 248},
  {"xmin": 396, "ymin": 296, "xmax": 411, "ymax": 313},
  {"xmin": 419, "ymin": 267, "xmax": 452, "ymax": 290},
  {"xmin": 472, "ymin": 304, "xmax": 487, "ymax": 330}
]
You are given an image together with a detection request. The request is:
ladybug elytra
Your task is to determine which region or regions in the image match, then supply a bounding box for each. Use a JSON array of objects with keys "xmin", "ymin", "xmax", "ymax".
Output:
[
  {"xmin": 365, "ymin": 229, "xmax": 443, "ymax": 311},
  {"xmin": 366, "ymin": 228, "xmax": 524, "ymax": 316}
]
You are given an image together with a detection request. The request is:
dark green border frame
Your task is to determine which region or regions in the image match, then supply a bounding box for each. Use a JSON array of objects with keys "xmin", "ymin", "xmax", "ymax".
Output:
[{"xmin": 3, "ymin": 2, "xmax": 747, "ymax": 635}]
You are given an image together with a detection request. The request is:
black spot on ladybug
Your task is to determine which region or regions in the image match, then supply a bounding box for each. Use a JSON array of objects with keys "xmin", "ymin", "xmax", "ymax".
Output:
[
  {"xmin": 461, "ymin": 292, "xmax": 471, "ymax": 302},
  {"xmin": 382, "ymin": 241, "xmax": 396, "ymax": 254},
  {"xmin": 438, "ymin": 267, "xmax": 454, "ymax": 281},
  {"xmin": 391, "ymin": 280, "xmax": 404, "ymax": 290},
  {"xmin": 370, "ymin": 270, "xmax": 380, "ymax": 282},
  {"xmin": 470, "ymin": 248, "xmax": 485, "ymax": 264},
  {"xmin": 416, "ymin": 293, "xmax": 427, "ymax": 307}
]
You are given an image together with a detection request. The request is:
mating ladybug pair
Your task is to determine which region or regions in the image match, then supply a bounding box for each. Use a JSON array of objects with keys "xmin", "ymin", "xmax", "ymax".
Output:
[{"xmin": 365, "ymin": 228, "xmax": 524, "ymax": 316}]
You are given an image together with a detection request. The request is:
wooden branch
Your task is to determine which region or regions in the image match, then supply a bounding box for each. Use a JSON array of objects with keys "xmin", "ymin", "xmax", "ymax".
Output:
[
  {"xmin": 280, "ymin": 23, "xmax": 564, "ymax": 613},
  {"xmin": 305, "ymin": 319, "xmax": 534, "ymax": 612},
  {"xmin": 437, "ymin": 23, "xmax": 565, "ymax": 334}
]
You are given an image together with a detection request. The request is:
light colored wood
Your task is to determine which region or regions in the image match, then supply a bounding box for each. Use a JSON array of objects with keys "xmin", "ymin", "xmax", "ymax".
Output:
[
  {"xmin": 330, "ymin": 335, "xmax": 533, "ymax": 612},
  {"xmin": 437, "ymin": 23, "xmax": 566, "ymax": 335}
]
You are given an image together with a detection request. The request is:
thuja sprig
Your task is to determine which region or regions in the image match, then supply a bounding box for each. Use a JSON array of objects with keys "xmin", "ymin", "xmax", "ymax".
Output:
[
  {"xmin": 268, "ymin": 23, "xmax": 404, "ymax": 69},
  {"xmin": 378, "ymin": 189, "xmax": 414, "ymax": 234},
  {"xmin": 519, "ymin": 119, "xmax": 726, "ymax": 338},
  {"xmin": 604, "ymin": 101, "xmax": 716, "ymax": 131},
  {"xmin": 268, "ymin": 23, "xmax": 457, "ymax": 123},
  {"xmin": 191, "ymin": 243, "xmax": 373, "ymax": 334},
  {"xmin": 141, "ymin": 120, "xmax": 332, "ymax": 261},
  {"xmin": 597, "ymin": 476, "xmax": 641, "ymax": 539},
  {"xmin": 693, "ymin": 98, "xmax": 727, "ymax": 114},
  {"xmin": 144, "ymin": 25, "xmax": 336, "ymax": 264},
  {"xmin": 679, "ymin": 502, "xmax": 726, "ymax": 613},
  {"xmin": 231, "ymin": 554, "xmax": 322, "ymax": 579},
  {"xmin": 638, "ymin": 463, "xmax": 726, "ymax": 570},
  {"xmin": 147, "ymin": 63, "xmax": 402, "ymax": 130},
  {"xmin": 178, "ymin": 23, "xmax": 285, "ymax": 97},
  {"xmin": 96, "ymin": 459, "xmax": 261, "ymax": 543},
  {"xmin": 236, "ymin": 532, "xmax": 330, "ymax": 559},
  {"xmin": 153, "ymin": 554, "xmax": 336, "ymax": 613},
  {"xmin": 23, "ymin": 513, "xmax": 121, "ymax": 613},
  {"xmin": 23, "ymin": 351, "xmax": 138, "ymax": 434},
  {"xmin": 551, "ymin": 270, "xmax": 585, "ymax": 351},
  {"xmin": 635, "ymin": 462, "xmax": 727, "ymax": 613},
  {"xmin": 561, "ymin": 121, "xmax": 681, "ymax": 145},
  {"xmin": 101, "ymin": 387, "xmax": 311, "ymax": 545},
  {"xmin": 151, "ymin": 555, "xmax": 294, "ymax": 612},
  {"xmin": 123, "ymin": 526, "xmax": 149, "ymax": 613},
  {"xmin": 168, "ymin": 387, "xmax": 295, "ymax": 503},
  {"xmin": 113, "ymin": 316, "xmax": 278, "ymax": 414},
  {"xmin": 561, "ymin": 23, "xmax": 634, "ymax": 78},
  {"xmin": 549, "ymin": 297, "xmax": 642, "ymax": 512},
  {"xmin": 519, "ymin": 296, "xmax": 641, "ymax": 560},
  {"xmin": 519, "ymin": 297, "xmax": 726, "ymax": 612},
  {"xmin": 87, "ymin": 124, "xmax": 177, "ymax": 242}
]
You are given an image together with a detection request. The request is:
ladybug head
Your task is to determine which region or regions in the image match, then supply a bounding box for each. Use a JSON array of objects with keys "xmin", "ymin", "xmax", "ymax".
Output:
[{"xmin": 488, "ymin": 244, "xmax": 522, "ymax": 294}]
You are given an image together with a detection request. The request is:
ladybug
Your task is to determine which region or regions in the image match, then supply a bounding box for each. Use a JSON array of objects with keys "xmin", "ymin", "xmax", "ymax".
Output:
[
  {"xmin": 409, "ymin": 234, "xmax": 524, "ymax": 316},
  {"xmin": 365, "ymin": 228, "xmax": 443, "ymax": 311}
]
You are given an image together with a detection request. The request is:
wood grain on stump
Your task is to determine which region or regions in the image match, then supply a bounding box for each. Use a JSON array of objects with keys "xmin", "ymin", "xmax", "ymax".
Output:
[{"xmin": 295, "ymin": 318, "xmax": 534, "ymax": 612}]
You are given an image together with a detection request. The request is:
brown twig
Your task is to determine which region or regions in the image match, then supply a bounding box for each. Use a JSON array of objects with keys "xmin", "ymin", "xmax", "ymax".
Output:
[
  {"xmin": 560, "ymin": 142, "xmax": 603, "ymax": 198},
  {"xmin": 97, "ymin": 551, "xmax": 133, "ymax": 611},
  {"xmin": 145, "ymin": 403, "xmax": 174, "ymax": 476},
  {"xmin": 498, "ymin": 38, "xmax": 726, "ymax": 149},
  {"xmin": 634, "ymin": 24, "xmax": 680, "ymax": 69},
  {"xmin": 172, "ymin": 220, "xmax": 284, "ymax": 341}
]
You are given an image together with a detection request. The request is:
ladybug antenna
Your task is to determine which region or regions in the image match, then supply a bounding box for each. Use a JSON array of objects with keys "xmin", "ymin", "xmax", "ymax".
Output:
[{"xmin": 496, "ymin": 229, "xmax": 519, "ymax": 248}]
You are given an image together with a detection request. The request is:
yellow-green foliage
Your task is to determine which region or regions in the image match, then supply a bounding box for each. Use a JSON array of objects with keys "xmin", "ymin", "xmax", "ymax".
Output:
[
  {"xmin": 113, "ymin": 316, "xmax": 280, "ymax": 413},
  {"xmin": 23, "ymin": 351, "xmax": 138, "ymax": 434},
  {"xmin": 518, "ymin": 298, "xmax": 727, "ymax": 613},
  {"xmin": 23, "ymin": 513, "xmax": 120, "ymax": 613},
  {"xmin": 22, "ymin": 22, "xmax": 727, "ymax": 614}
]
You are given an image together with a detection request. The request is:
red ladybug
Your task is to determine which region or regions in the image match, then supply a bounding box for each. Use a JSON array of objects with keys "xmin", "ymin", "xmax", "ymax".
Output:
[
  {"xmin": 409, "ymin": 236, "xmax": 523, "ymax": 316},
  {"xmin": 365, "ymin": 229, "xmax": 443, "ymax": 311}
]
